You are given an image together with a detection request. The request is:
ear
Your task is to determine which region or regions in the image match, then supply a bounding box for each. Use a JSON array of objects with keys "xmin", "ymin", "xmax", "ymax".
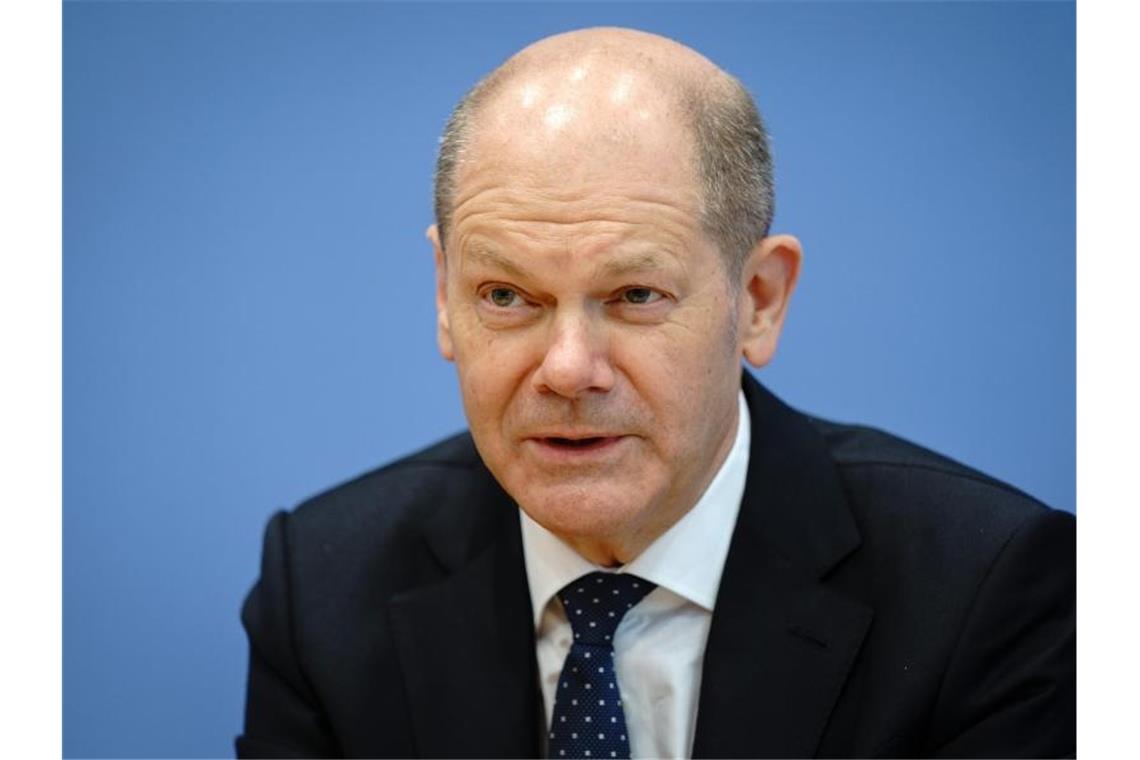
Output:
[
  {"xmin": 737, "ymin": 233, "xmax": 802, "ymax": 368},
  {"xmin": 427, "ymin": 224, "xmax": 455, "ymax": 362}
]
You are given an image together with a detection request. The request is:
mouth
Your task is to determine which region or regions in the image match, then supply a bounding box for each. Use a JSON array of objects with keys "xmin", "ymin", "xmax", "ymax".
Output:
[
  {"xmin": 526, "ymin": 434, "xmax": 628, "ymax": 459},
  {"xmin": 543, "ymin": 436, "xmax": 611, "ymax": 448}
]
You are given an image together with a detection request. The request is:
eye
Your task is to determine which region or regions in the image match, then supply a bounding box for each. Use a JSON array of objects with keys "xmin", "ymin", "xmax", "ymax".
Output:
[
  {"xmin": 486, "ymin": 287, "xmax": 523, "ymax": 308},
  {"xmin": 620, "ymin": 287, "xmax": 663, "ymax": 305}
]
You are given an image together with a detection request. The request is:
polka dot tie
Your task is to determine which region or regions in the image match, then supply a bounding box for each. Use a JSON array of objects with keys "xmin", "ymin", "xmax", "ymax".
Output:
[{"xmin": 547, "ymin": 572, "xmax": 656, "ymax": 759}]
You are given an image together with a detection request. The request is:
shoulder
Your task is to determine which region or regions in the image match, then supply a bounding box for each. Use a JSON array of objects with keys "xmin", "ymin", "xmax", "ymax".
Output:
[
  {"xmin": 260, "ymin": 431, "xmax": 497, "ymax": 598},
  {"xmin": 804, "ymin": 414, "xmax": 1073, "ymax": 579},
  {"xmin": 288, "ymin": 431, "xmax": 484, "ymax": 533},
  {"xmin": 794, "ymin": 416, "xmax": 1074, "ymax": 757},
  {"xmin": 809, "ymin": 415, "xmax": 1059, "ymax": 520}
]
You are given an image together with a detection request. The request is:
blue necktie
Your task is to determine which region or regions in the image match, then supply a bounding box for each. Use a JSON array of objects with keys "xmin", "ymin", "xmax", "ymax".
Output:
[{"xmin": 547, "ymin": 572, "xmax": 656, "ymax": 759}]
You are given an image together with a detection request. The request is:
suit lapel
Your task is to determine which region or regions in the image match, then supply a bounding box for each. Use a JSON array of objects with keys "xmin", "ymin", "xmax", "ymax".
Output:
[
  {"xmin": 388, "ymin": 470, "xmax": 541, "ymax": 758},
  {"xmin": 692, "ymin": 375, "xmax": 873, "ymax": 758}
]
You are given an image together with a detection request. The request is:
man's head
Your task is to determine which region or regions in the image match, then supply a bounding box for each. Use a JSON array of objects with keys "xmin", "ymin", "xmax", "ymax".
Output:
[
  {"xmin": 435, "ymin": 28, "xmax": 775, "ymax": 282},
  {"xmin": 428, "ymin": 28, "xmax": 801, "ymax": 565}
]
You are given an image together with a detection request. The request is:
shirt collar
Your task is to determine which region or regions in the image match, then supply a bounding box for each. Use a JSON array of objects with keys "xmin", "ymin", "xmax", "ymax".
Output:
[{"xmin": 520, "ymin": 391, "xmax": 751, "ymax": 628}]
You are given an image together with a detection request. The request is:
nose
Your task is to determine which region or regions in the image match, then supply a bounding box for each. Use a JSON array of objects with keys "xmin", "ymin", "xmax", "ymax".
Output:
[{"xmin": 531, "ymin": 310, "xmax": 616, "ymax": 399}]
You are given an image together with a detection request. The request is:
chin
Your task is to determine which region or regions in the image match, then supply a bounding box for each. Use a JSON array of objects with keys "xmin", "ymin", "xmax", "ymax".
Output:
[{"xmin": 516, "ymin": 479, "xmax": 654, "ymax": 546}]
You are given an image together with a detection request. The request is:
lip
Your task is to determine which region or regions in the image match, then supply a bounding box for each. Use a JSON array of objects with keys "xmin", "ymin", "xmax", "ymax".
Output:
[{"xmin": 523, "ymin": 434, "xmax": 630, "ymax": 463}]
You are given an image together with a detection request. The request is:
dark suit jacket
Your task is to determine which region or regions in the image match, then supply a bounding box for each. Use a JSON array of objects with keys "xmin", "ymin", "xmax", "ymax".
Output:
[{"xmin": 237, "ymin": 374, "xmax": 1075, "ymax": 758}]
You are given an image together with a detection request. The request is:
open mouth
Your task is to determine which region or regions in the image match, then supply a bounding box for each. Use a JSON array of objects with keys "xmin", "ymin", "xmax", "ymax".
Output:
[
  {"xmin": 527, "ymin": 435, "xmax": 626, "ymax": 461},
  {"xmin": 544, "ymin": 436, "xmax": 608, "ymax": 448}
]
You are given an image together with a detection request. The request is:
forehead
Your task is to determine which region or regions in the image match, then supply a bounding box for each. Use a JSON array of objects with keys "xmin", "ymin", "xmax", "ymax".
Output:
[
  {"xmin": 448, "ymin": 156, "xmax": 706, "ymax": 272},
  {"xmin": 454, "ymin": 64, "xmax": 702, "ymax": 212}
]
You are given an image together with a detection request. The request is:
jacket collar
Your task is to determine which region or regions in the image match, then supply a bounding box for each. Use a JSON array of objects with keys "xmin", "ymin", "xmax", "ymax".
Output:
[
  {"xmin": 387, "ymin": 459, "xmax": 543, "ymax": 757},
  {"xmin": 735, "ymin": 371, "xmax": 863, "ymax": 579},
  {"xmin": 691, "ymin": 373, "xmax": 871, "ymax": 758}
]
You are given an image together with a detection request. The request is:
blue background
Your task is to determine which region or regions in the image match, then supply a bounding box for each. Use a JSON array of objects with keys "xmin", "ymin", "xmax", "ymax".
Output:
[{"xmin": 64, "ymin": 2, "xmax": 1075, "ymax": 757}]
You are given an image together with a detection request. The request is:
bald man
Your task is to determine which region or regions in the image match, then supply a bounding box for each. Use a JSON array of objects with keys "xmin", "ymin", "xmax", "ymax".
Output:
[{"xmin": 238, "ymin": 28, "xmax": 1074, "ymax": 759}]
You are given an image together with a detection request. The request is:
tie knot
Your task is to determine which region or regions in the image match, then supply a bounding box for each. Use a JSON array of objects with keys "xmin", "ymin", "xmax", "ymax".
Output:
[{"xmin": 558, "ymin": 572, "xmax": 655, "ymax": 645}]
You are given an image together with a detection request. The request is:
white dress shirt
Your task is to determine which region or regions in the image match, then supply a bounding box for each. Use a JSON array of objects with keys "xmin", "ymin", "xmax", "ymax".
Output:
[{"xmin": 520, "ymin": 391, "xmax": 751, "ymax": 759}]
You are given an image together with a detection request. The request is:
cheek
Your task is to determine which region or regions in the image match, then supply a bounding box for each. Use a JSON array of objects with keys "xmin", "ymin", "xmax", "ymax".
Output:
[
  {"xmin": 615, "ymin": 316, "xmax": 739, "ymax": 441},
  {"xmin": 625, "ymin": 311, "xmax": 737, "ymax": 390},
  {"xmin": 454, "ymin": 334, "xmax": 532, "ymax": 434}
]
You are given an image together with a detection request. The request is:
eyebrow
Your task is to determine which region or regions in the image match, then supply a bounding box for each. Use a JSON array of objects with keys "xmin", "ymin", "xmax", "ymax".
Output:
[
  {"xmin": 461, "ymin": 242, "xmax": 531, "ymax": 280},
  {"xmin": 593, "ymin": 252, "xmax": 669, "ymax": 280},
  {"xmin": 460, "ymin": 241, "xmax": 671, "ymax": 281}
]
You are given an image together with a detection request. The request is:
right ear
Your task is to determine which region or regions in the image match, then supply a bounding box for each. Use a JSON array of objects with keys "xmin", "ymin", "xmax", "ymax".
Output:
[{"xmin": 427, "ymin": 224, "xmax": 454, "ymax": 362}]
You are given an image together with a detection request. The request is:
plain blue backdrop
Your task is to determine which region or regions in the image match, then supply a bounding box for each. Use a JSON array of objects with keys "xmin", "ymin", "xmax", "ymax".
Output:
[{"xmin": 63, "ymin": 2, "xmax": 1074, "ymax": 757}]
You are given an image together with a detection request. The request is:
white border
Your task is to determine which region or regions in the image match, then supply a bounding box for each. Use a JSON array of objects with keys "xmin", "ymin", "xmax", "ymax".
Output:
[
  {"xmin": 3, "ymin": 0, "xmax": 1125, "ymax": 756},
  {"xmin": 1077, "ymin": 0, "xmax": 1140, "ymax": 756},
  {"xmin": 0, "ymin": 0, "xmax": 62, "ymax": 757}
]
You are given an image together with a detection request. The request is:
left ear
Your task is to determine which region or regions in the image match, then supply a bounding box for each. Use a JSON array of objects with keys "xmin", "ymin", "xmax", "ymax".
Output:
[
  {"xmin": 427, "ymin": 224, "xmax": 455, "ymax": 362},
  {"xmin": 737, "ymin": 233, "xmax": 802, "ymax": 368}
]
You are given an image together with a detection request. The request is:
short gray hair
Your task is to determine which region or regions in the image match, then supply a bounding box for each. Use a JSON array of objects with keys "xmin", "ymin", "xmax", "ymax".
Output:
[{"xmin": 433, "ymin": 67, "xmax": 774, "ymax": 280}]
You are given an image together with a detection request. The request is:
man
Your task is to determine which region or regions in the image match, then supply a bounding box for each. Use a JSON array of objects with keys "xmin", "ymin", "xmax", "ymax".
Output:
[{"xmin": 238, "ymin": 27, "xmax": 1074, "ymax": 759}]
